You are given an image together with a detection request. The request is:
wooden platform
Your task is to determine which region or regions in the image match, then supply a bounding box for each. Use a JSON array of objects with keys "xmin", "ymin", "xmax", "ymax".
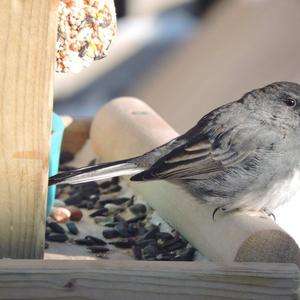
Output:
[
  {"xmin": 0, "ymin": 2, "xmax": 299, "ymax": 300},
  {"xmin": 0, "ymin": 260, "xmax": 298, "ymax": 300}
]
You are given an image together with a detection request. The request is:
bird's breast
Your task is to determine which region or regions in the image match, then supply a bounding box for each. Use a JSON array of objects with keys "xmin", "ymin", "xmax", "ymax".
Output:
[{"xmin": 234, "ymin": 168, "xmax": 300, "ymax": 211}]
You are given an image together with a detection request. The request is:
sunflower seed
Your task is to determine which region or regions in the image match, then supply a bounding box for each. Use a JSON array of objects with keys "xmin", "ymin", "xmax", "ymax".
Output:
[
  {"xmin": 46, "ymin": 233, "xmax": 68, "ymax": 243},
  {"xmin": 129, "ymin": 203, "xmax": 147, "ymax": 215},
  {"xmin": 47, "ymin": 222, "xmax": 65, "ymax": 234},
  {"xmin": 89, "ymin": 208, "xmax": 109, "ymax": 218},
  {"xmin": 172, "ymin": 247, "xmax": 196, "ymax": 261},
  {"xmin": 66, "ymin": 222, "xmax": 79, "ymax": 235},
  {"xmin": 127, "ymin": 214, "xmax": 147, "ymax": 224},
  {"xmin": 102, "ymin": 229, "xmax": 120, "ymax": 239}
]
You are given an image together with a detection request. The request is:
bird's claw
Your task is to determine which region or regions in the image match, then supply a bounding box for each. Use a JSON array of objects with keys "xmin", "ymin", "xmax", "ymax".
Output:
[{"xmin": 212, "ymin": 207, "xmax": 227, "ymax": 220}]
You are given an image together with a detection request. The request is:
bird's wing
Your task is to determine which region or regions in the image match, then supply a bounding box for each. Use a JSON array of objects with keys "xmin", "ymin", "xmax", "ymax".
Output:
[{"xmin": 131, "ymin": 127, "xmax": 252, "ymax": 181}]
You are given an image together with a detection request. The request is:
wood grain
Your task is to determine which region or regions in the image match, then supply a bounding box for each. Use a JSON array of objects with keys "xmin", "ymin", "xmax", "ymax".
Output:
[
  {"xmin": 0, "ymin": 260, "xmax": 298, "ymax": 300},
  {"xmin": 0, "ymin": 0, "xmax": 58, "ymax": 258}
]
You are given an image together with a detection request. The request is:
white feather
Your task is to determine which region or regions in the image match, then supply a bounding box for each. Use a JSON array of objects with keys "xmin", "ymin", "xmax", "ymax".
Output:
[{"xmin": 62, "ymin": 163, "xmax": 144, "ymax": 185}]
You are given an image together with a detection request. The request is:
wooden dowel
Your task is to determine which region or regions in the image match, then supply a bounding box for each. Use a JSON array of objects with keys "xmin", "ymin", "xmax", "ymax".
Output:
[
  {"xmin": 61, "ymin": 117, "xmax": 91, "ymax": 154},
  {"xmin": 90, "ymin": 97, "xmax": 300, "ymax": 266},
  {"xmin": 0, "ymin": 0, "xmax": 58, "ymax": 258},
  {"xmin": 0, "ymin": 260, "xmax": 298, "ymax": 300}
]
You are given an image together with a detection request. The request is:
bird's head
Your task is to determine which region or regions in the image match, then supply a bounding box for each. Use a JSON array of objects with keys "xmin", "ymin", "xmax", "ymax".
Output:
[{"xmin": 240, "ymin": 81, "xmax": 300, "ymax": 131}]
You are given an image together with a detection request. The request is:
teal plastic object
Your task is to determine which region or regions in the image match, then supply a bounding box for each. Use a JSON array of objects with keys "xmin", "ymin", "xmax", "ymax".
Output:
[{"xmin": 47, "ymin": 113, "xmax": 64, "ymax": 215}]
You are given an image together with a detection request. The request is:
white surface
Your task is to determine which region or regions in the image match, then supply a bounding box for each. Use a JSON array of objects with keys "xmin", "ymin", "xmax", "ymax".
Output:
[{"xmin": 275, "ymin": 194, "xmax": 300, "ymax": 246}]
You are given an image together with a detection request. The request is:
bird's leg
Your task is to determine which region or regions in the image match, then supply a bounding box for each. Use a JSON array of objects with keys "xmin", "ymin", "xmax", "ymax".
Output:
[
  {"xmin": 212, "ymin": 207, "xmax": 227, "ymax": 220},
  {"xmin": 260, "ymin": 208, "xmax": 276, "ymax": 221}
]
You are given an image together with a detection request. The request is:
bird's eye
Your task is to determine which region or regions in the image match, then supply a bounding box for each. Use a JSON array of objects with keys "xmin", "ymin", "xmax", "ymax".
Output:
[{"xmin": 284, "ymin": 98, "xmax": 296, "ymax": 107}]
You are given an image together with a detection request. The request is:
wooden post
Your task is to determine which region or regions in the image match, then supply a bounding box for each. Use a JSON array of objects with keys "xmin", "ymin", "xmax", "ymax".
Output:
[
  {"xmin": 0, "ymin": 260, "xmax": 298, "ymax": 299},
  {"xmin": 0, "ymin": 1, "xmax": 58, "ymax": 258}
]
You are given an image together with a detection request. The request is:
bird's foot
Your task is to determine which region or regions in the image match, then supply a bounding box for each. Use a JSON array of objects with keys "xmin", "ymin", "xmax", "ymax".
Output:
[
  {"xmin": 212, "ymin": 207, "xmax": 227, "ymax": 220},
  {"xmin": 259, "ymin": 208, "xmax": 276, "ymax": 221}
]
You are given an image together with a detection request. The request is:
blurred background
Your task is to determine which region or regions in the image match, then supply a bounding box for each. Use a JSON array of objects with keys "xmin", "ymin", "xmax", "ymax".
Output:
[{"xmin": 54, "ymin": 0, "xmax": 300, "ymax": 134}]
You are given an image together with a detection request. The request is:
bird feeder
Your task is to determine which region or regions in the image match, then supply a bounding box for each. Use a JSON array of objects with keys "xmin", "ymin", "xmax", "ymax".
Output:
[{"xmin": 0, "ymin": 1, "xmax": 298, "ymax": 299}]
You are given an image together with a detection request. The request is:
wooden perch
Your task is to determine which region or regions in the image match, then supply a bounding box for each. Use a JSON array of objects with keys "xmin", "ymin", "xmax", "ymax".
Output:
[
  {"xmin": 0, "ymin": 260, "xmax": 298, "ymax": 300},
  {"xmin": 90, "ymin": 97, "xmax": 300, "ymax": 266},
  {"xmin": 0, "ymin": 0, "xmax": 58, "ymax": 258}
]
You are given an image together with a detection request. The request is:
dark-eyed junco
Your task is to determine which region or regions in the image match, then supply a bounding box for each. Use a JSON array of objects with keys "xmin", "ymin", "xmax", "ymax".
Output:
[{"xmin": 49, "ymin": 81, "xmax": 300, "ymax": 213}]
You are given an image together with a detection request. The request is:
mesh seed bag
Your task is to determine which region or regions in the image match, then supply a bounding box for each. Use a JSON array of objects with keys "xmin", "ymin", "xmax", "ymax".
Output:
[{"xmin": 56, "ymin": 0, "xmax": 116, "ymax": 73}]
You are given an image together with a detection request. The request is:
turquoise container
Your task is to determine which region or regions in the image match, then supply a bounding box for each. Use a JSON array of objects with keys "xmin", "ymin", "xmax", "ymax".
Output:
[{"xmin": 47, "ymin": 113, "xmax": 64, "ymax": 215}]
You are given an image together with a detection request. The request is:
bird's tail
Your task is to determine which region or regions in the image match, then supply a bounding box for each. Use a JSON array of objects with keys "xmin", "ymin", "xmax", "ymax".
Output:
[{"xmin": 49, "ymin": 158, "xmax": 144, "ymax": 186}]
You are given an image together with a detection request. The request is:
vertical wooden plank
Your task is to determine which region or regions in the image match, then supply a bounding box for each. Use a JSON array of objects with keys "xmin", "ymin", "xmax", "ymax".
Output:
[{"xmin": 0, "ymin": 0, "xmax": 58, "ymax": 258}]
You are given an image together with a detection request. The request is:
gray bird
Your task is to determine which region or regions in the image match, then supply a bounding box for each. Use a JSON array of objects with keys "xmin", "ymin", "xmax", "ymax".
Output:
[{"xmin": 49, "ymin": 81, "xmax": 300, "ymax": 213}]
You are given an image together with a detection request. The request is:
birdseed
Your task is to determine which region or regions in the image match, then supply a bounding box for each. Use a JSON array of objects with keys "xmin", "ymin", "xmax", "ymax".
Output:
[
  {"xmin": 46, "ymin": 158, "xmax": 200, "ymax": 261},
  {"xmin": 56, "ymin": 0, "xmax": 117, "ymax": 73}
]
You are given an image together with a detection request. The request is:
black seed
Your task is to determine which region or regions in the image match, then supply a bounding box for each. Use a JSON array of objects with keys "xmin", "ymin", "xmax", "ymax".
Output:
[
  {"xmin": 129, "ymin": 203, "xmax": 147, "ymax": 215},
  {"xmin": 88, "ymin": 194, "xmax": 99, "ymax": 203},
  {"xmin": 143, "ymin": 244, "xmax": 158, "ymax": 259},
  {"xmin": 162, "ymin": 238, "xmax": 187, "ymax": 251},
  {"xmin": 75, "ymin": 238, "xmax": 96, "ymax": 246},
  {"xmin": 89, "ymin": 208, "xmax": 109, "ymax": 218},
  {"xmin": 87, "ymin": 245, "xmax": 110, "ymax": 253},
  {"xmin": 79, "ymin": 182, "xmax": 100, "ymax": 198},
  {"xmin": 112, "ymin": 197, "xmax": 131, "ymax": 205},
  {"xmin": 80, "ymin": 181, "xmax": 100, "ymax": 190},
  {"xmin": 102, "ymin": 229, "xmax": 120, "ymax": 239},
  {"xmin": 137, "ymin": 222, "xmax": 147, "ymax": 235},
  {"xmin": 48, "ymin": 222, "xmax": 65, "ymax": 234},
  {"xmin": 93, "ymin": 200, "xmax": 104, "ymax": 209},
  {"xmin": 109, "ymin": 239, "xmax": 135, "ymax": 249},
  {"xmin": 59, "ymin": 151, "xmax": 74, "ymax": 165},
  {"xmin": 86, "ymin": 201, "xmax": 95, "ymax": 210},
  {"xmin": 111, "ymin": 177, "xmax": 120, "ymax": 185},
  {"xmin": 132, "ymin": 245, "xmax": 142, "ymax": 260},
  {"xmin": 127, "ymin": 223, "xmax": 139, "ymax": 236},
  {"xmin": 113, "ymin": 214, "xmax": 126, "ymax": 223},
  {"xmin": 85, "ymin": 236, "xmax": 107, "ymax": 246},
  {"xmin": 46, "ymin": 233, "xmax": 68, "ymax": 243},
  {"xmin": 68, "ymin": 187, "xmax": 79, "ymax": 195},
  {"xmin": 172, "ymin": 247, "xmax": 196, "ymax": 261},
  {"xmin": 102, "ymin": 185, "xmax": 122, "ymax": 194},
  {"xmin": 64, "ymin": 193, "xmax": 83, "ymax": 206},
  {"xmin": 155, "ymin": 232, "xmax": 174, "ymax": 241},
  {"xmin": 99, "ymin": 181, "xmax": 112, "ymax": 189},
  {"xmin": 127, "ymin": 214, "xmax": 147, "ymax": 224},
  {"xmin": 141, "ymin": 225, "xmax": 160, "ymax": 240},
  {"xmin": 136, "ymin": 238, "xmax": 157, "ymax": 248},
  {"xmin": 126, "ymin": 195, "xmax": 135, "ymax": 207},
  {"xmin": 74, "ymin": 236, "xmax": 107, "ymax": 246},
  {"xmin": 66, "ymin": 222, "xmax": 79, "ymax": 235},
  {"xmin": 103, "ymin": 222, "xmax": 118, "ymax": 228},
  {"xmin": 77, "ymin": 200, "xmax": 90, "ymax": 208},
  {"xmin": 114, "ymin": 221, "xmax": 130, "ymax": 238}
]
